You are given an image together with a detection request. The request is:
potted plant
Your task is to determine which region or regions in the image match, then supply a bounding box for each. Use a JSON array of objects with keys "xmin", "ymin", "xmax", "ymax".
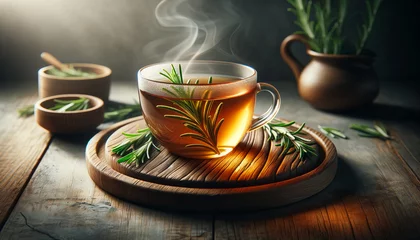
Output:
[{"xmin": 281, "ymin": 0, "xmax": 383, "ymax": 111}]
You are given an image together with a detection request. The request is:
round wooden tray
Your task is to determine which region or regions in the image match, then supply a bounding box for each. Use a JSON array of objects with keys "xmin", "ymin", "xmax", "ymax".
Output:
[{"xmin": 86, "ymin": 116, "xmax": 337, "ymax": 212}]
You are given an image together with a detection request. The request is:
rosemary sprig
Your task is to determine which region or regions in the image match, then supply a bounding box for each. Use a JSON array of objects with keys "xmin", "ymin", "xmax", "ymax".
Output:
[
  {"xmin": 18, "ymin": 105, "xmax": 35, "ymax": 117},
  {"xmin": 112, "ymin": 127, "xmax": 160, "ymax": 166},
  {"xmin": 356, "ymin": 0, "xmax": 383, "ymax": 55},
  {"xmin": 47, "ymin": 66, "xmax": 97, "ymax": 78},
  {"xmin": 156, "ymin": 64, "xmax": 223, "ymax": 154},
  {"xmin": 287, "ymin": 0, "xmax": 321, "ymax": 52},
  {"xmin": 104, "ymin": 102, "xmax": 141, "ymax": 123},
  {"xmin": 263, "ymin": 120, "xmax": 317, "ymax": 160},
  {"xmin": 349, "ymin": 122, "xmax": 391, "ymax": 140},
  {"xmin": 287, "ymin": 0, "xmax": 383, "ymax": 55},
  {"xmin": 18, "ymin": 101, "xmax": 142, "ymax": 122},
  {"xmin": 318, "ymin": 125, "xmax": 348, "ymax": 139},
  {"xmin": 49, "ymin": 97, "xmax": 90, "ymax": 112}
]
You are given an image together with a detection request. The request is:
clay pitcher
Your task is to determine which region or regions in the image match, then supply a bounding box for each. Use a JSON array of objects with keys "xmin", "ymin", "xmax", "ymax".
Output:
[{"xmin": 281, "ymin": 34, "xmax": 379, "ymax": 111}]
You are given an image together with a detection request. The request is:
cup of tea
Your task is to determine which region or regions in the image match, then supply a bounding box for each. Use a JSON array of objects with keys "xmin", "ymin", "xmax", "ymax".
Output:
[{"xmin": 138, "ymin": 61, "xmax": 281, "ymax": 159}]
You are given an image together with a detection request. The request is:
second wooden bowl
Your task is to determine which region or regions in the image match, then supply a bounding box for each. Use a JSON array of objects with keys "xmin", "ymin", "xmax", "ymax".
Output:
[
  {"xmin": 35, "ymin": 94, "xmax": 104, "ymax": 134},
  {"xmin": 38, "ymin": 63, "xmax": 112, "ymax": 102}
]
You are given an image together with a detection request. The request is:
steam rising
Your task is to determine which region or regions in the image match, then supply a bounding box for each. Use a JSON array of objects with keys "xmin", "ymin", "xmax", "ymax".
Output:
[{"xmin": 143, "ymin": 0, "xmax": 242, "ymax": 66}]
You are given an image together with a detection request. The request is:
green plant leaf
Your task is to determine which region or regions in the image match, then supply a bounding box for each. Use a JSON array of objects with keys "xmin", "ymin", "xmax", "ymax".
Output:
[{"xmin": 263, "ymin": 120, "xmax": 317, "ymax": 160}]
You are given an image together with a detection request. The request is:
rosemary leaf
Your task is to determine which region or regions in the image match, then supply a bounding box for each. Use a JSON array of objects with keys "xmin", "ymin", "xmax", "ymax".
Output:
[
  {"xmin": 157, "ymin": 64, "xmax": 223, "ymax": 155},
  {"xmin": 349, "ymin": 122, "xmax": 391, "ymax": 140},
  {"xmin": 356, "ymin": 0, "xmax": 383, "ymax": 54},
  {"xmin": 112, "ymin": 128, "xmax": 160, "ymax": 166},
  {"xmin": 318, "ymin": 125, "xmax": 348, "ymax": 139},
  {"xmin": 47, "ymin": 66, "xmax": 97, "ymax": 78},
  {"xmin": 18, "ymin": 105, "xmax": 35, "ymax": 117},
  {"xmin": 103, "ymin": 103, "xmax": 141, "ymax": 123},
  {"xmin": 263, "ymin": 120, "xmax": 317, "ymax": 160}
]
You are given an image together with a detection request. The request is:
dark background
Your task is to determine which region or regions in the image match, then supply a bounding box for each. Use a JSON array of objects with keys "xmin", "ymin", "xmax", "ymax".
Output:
[{"xmin": 0, "ymin": 0, "xmax": 419, "ymax": 87}]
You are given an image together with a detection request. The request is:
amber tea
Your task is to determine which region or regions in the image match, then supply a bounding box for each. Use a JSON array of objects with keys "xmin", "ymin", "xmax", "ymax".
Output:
[
  {"xmin": 137, "ymin": 61, "xmax": 281, "ymax": 159},
  {"xmin": 140, "ymin": 77, "xmax": 257, "ymax": 158}
]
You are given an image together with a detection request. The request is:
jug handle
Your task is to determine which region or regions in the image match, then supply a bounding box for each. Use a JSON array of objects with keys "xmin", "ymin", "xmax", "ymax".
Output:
[{"xmin": 280, "ymin": 34, "xmax": 311, "ymax": 80}]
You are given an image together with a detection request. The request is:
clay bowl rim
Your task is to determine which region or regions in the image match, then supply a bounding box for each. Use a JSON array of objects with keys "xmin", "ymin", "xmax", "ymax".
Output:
[
  {"xmin": 35, "ymin": 94, "xmax": 104, "ymax": 115},
  {"xmin": 38, "ymin": 63, "xmax": 112, "ymax": 81}
]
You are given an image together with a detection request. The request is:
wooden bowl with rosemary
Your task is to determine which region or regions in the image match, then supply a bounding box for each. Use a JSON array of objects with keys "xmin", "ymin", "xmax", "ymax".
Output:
[
  {"xmin": 35, "ymin": 94, "xmax": 104, "ymax": 134},
  {"xmin": 38, "ymin": 63, "xmax": 112, "ymax": 102}
]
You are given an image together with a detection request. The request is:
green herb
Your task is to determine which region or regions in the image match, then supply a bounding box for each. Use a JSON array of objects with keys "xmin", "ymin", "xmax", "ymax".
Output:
[
  {"xmin": 18, "ymin": 105, "xmax": 35, "ymax": 117},
  {"xmin": 112, "ymin": 128, "xmax": 160, "ymax": 166},
  {"xmin": 104, "ymin": 102, "xmax": 142, "ymax": 123},
  {"xmin": 49, "ymin": 97, "xmax": 90, "ymax": 112},
  {"xmin": 18, "ymin": 100, "xmax": 141, "ymax": 122},
  {"xmin": 318, "ymin": 125, "xmax": 348, "ymax": 139},
  {"xmin": 156, "ymin": 64, "xmax": 223, "ymax": 155},
  {"xmin": 349, "ymin": 122, "xmax": 391, "ymax": 140},
  {"xmin": 355, "ymin": 0, "xmax": 383, "ymax": 54},
  {"xmin": 287, "ymin": 0, "xmax": 382, "ymax": 55},
  {"xmin": 47, "ymin": 66, "xmax": 97, "ymax": 78},
  {"xmin": 263, "ymin": 120, "xmax": 317, "ymax": 160}
]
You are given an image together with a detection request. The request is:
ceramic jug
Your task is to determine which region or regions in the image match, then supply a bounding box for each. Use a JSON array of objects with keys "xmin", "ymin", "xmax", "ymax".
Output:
[{"xmin": 281, "ymin": 34, "xmax": 379, "ymax": 111}]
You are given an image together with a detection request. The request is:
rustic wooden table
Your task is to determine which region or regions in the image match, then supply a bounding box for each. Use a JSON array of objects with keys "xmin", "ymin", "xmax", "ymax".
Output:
[{"xmin": 0, "ymin": 80, "xmax": 419, "ymax": 240}]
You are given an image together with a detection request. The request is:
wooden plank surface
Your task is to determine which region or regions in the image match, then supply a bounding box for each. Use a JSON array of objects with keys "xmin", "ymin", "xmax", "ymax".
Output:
[
  {"xmin": 213, "ymin": 81, "xmax": 420, "ymax": 240},
  {"xmin": 0, "ymin": 83, "xmax": 213, "ymax": 240},
  {"xmin": 1, "ymin": 80, "xmax": 419, "ymax": 239},
  {"xmin": 0, "ymin": 85, "xmax": 52, "ymax": 229},
  {"xmin": 0, "ymin": 126, "xmax": 213, "ymax": 240}
]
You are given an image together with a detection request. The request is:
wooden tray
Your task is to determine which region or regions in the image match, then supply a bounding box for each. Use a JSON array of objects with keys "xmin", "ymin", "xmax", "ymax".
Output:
[{"xmin": 86, "ymin": 117, "xmax": 337, "ymax": 212}]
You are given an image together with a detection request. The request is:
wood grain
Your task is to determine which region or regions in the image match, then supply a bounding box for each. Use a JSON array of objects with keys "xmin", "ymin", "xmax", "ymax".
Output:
[
  {"xmin": 86, "ymin": 117, "xmax": 337, "ymax": 211},
  {"xmin": 2, "ymin": 80, "xmax": 420, "ymax": 239},
  {"xmin": 0, "ymin": 90, "xmax": 52, "ymax": 229},
  {"xmin": 212, "ymin": 82, "xmax": 420, "ymax": 240},
  {"xmin": 106, "ymin": 118, "xmax": 322, "ymax": 187},
  {"xmin": 0, "ymin": 125, "xmax": 212, "ymax": 240}
]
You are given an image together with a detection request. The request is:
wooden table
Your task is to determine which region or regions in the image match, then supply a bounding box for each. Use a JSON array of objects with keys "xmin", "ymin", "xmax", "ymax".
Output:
[{"xmin": 1, "ymin": 80, "xmax": 419, "ymax": 240}]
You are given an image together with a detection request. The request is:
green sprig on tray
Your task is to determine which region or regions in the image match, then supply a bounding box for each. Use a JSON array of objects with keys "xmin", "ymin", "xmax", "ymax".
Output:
[
  {"xmin": 47, "ymin": 66, "xmax": 97, "ymax": 78},
  {"xmin": 111, "ymin": 128, "xmax": 160, "ymax": 166},
  {"xmin": 263, "ymin": 120, "xmax": 317, "ymax": 160},
  {"xmin": 349, "ymin": 122, "xmax": 391, "ymax": 140},
  {"xmin": 318, "ymin": 125, "xmax": 348, "ymax": 139},
  {"xmin": 112, "ymin": 120, "xmax": 317, "ymax": 166}
]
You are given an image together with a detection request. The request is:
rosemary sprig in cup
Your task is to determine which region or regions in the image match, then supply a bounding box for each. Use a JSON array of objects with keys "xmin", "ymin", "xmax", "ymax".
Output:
[{"xmin": 156, "ymin": 64, "xmax": 224, "ymax": 155}]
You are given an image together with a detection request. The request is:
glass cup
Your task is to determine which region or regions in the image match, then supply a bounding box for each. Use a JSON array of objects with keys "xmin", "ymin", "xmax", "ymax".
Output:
[{"xmin": 138, "ymin": 61, "xmax": 281, "ymax": 159}]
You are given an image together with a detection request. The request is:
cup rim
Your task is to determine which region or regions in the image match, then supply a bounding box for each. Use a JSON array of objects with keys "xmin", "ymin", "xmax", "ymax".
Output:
[{"xmin": 138, "ymin": 60, "xmax": 257, "ymax": 86}]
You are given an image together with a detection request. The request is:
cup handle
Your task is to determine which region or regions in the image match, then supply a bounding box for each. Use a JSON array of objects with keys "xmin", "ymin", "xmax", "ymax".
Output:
[{"xmin": 249, "ymin": 83, "xmax": 281, "ymax": 131}]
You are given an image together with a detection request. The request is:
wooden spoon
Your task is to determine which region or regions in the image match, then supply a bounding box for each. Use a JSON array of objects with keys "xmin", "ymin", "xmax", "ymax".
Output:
[{"xmin": 40, "ymin": 52, "xmax": 69, "ymax": 71}]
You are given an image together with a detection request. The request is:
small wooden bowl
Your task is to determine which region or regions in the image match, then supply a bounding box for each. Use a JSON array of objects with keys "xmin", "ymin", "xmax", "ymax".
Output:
[
  {"xmin": 35, "ymin": 94, "xmax": 104, "ymax": 134},
  {"xmin": 38, "ymin": 63, "xmax": 112, "ymax": 102}
]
